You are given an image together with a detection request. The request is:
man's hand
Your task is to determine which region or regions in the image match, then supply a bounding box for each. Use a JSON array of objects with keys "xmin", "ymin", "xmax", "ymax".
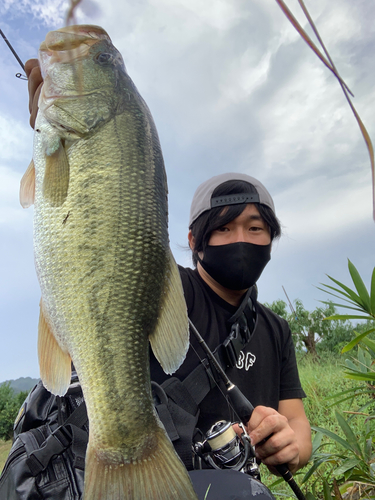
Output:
[
  {"xmin": 246, "ymin": 405, "xmax": 300, "ymax": 474},
  {"xmin": 25, "ymin": 58, "xmax": 43, "ymax": 129},
  {"xmin": 233, "ymin": 400, "xmax": 311, "ymax": 475}
]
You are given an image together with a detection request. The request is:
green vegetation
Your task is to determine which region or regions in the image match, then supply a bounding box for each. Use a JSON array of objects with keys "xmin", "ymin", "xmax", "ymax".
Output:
[
  {"xmin": 0, "ymin": 383, "xmax": 28, "ymax": 441},
  {"xmin": 0, "ymin": 440, "xmax": 12, "ymax": 473},
  {"xmin": 0, "ymin": 379, "xmax": 35, "ymax": 473},
  {"xmin": 264, "ymin": 261, "xmax": 375, "ymax": 500},
  {"xmin": 261, "ymin": 354, "xmax": 375, "ymax": 498}
]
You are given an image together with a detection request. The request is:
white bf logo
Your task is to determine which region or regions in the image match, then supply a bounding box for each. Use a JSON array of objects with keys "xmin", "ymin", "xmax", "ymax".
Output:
[{"xmin": 236, "ymin": 351, "xmax": 256, "ymax": 370}]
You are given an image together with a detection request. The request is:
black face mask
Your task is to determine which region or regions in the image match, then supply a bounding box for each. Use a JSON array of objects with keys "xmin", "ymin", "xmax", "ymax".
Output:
[{"xmin": 198, "ymin": 242, "xmax": 271, "ymax": 290}]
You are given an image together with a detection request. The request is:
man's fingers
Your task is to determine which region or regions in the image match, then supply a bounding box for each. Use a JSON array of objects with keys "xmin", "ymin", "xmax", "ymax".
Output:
[
  {"xmin": 258, "ymin": 443, "xmax": 300, "ymax": 474},
  {"xmin": 254, "ymin": 428, "xmax": 297, "ymax": 460},
  {"xmin": 25, "ymin": 58, "xmax": 43, "ymax": 128},
  {"xmin": 248, "ymin": 407, "xmax": 288, "ymax": 445},
  {"xmin": 25, "ymin": 58, "xmax": 39, "ymax": 76}
]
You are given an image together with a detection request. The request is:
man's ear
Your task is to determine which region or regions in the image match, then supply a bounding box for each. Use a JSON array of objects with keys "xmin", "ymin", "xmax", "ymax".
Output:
[{"xmin": 188, "ymin": 230, "xmax": 196, "ymax": 251}]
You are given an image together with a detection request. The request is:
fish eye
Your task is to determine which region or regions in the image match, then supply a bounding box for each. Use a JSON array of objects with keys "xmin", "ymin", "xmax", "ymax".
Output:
[{"xmin": 95, "ymin": 52, "xmax": 114, "ymax": 65}]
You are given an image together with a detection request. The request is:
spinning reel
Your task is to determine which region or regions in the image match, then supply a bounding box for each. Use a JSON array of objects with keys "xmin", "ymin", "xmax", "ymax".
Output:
[{"xmin": 194, "ymin": 420, "xmax": 261, "ymax": 479}]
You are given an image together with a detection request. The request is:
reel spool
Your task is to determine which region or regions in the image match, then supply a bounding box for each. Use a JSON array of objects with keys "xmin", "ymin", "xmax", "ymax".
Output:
[{"xmin": 194, "ymin": 420, "xmax": 260, "ymax": 478}]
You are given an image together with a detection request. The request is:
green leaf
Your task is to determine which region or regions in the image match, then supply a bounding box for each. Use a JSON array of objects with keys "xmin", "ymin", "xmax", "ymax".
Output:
[
  {"xmin": 344, "ymin": 371, "xmax": 375, "ymax": 382},
  {"xmin": 371, "ymin": 267, "xmax": 375, "ymax": 314},
  {"xmin": 323, "ymin": 478, "xmax": 332, "ymax": 500},
  {"xmin": 311, "ymin": 425, "xmax": 358, "ymax": 454},
  {"xmin": 319, "ymin": 300, "xmax": 366, "ymax": 313},
  {"xmin": 311, "ymin": 431, "xmax": 323, "ymax": 456},
  {"xmin": 365, "ymin": 438, "xmax": 372, "ymax": 462},
  {"xmin": 335, "ymin": 411, "xmax": 363, "ymax": 458},
  {"xmin": 345, "ymin": 359, "xmax": 357, "ymax": 370},
  {"xmin": 357, "ymin": 347, "xmax": 369, "ymax": 371},
  {"xmin": 342, "ymin": 330, "xmax": 375, "ymax": 353},
  {"xmin": 302, "ymin": 455, "xmax": 334, "ymax": 483},
  {"xmin": 306, "ymin": 493, "xmax": 318, "ymax": 500},
  {"xmin": 348, "ymin": 260, "xmax": 371, "ymax": 312},
  {"xmin": 360, "ymin": 331, "xmax": 375, "ymax": 352},
  {"xmin": 333, "ymin": 457, "xmax": 361, "ymax": 477},
  {"xmin": 318, "ymin": 284, "xmax": 359, "ymax": 304},
  {"xmin": 326, "ymin": 275, "xmax": 364, "ymax": 307}
]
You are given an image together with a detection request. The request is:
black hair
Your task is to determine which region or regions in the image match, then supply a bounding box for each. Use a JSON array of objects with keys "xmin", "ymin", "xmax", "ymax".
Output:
[{"xmin": 189, "ymin": 180, "xmax": 281, "ymax": 267}]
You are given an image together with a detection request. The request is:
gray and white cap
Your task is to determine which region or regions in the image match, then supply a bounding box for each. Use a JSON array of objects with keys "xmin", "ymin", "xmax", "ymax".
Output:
[{"xmin": 189, "ymin": 172, "xmax": 275, "ymax": 227}]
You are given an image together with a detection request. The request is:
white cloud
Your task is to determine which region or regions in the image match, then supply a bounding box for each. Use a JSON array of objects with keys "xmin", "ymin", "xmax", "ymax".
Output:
[
  {"xmin": 0, "ymin": 165, "xmax": 33, "ymax": 228},
  {"xmin": 276, "ymin": 172, "xmax": 372, "ymax": 241},
  {"xmin": 0, "ymin": 115, "xmax": 32, "ymax": 162},
  {"xmin": 0, "ymin": 0, "xmax": 66, "ymax": 26}
]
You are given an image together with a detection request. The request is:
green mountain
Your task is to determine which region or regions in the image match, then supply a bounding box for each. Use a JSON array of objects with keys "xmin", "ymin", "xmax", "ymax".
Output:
[{"xmin": 1, "ymin": 377, "xmax": 39, "ymax": 394}]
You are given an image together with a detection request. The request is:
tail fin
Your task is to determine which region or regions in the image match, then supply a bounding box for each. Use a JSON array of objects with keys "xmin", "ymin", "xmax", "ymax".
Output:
[{"xmin": 84, "ymin": 428, "xmax": 198, "ymax": 500}]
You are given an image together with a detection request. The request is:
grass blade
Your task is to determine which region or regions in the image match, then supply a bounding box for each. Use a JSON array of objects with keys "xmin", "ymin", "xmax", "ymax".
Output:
[
  {"xmin": 323, "ymin": 478, "xmax": 332, "ymax": 500},
  {"xmin": 342, "ymin": 330, "xmax": 375, "ymax": 353},
  {"xmin": 311, "ymin": 431, "xmax": 323, "ymax": 455},
  {"xmin": 335, "ymin": 411, "xmax": 363, "ymax": 458},
  {"xmin": 371, "ymin": 267, "xmax": 375, "ymax": 315},
  {"xmin": 302, "ymin": 455, "xmax": 333, "ymax": 483},
  {"xmin": 344, "ymin": 371, "xmax": 375, "ymax": 382},
  {"xmin": 274, "ymin": 0, "xmax": 352, "ymax": 92},
  {"xmin": 311, "ymin": 425, "xmax": 357, "ymax": 454}
]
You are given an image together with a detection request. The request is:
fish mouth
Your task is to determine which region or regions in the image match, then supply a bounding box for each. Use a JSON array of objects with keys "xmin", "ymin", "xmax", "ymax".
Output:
[
  {"xmin": 41, "ymin": 25, "xmax": 110, "ymax": 53},
  {"xmin": 39, "ymin": 25, "xmax": 112, "ymax": 74}
]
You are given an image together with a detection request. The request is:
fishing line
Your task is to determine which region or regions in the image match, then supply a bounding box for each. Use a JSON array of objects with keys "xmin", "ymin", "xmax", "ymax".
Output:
[{"xmin": 188, "ymin": 340, "xmax": 243, "ymax": 425}]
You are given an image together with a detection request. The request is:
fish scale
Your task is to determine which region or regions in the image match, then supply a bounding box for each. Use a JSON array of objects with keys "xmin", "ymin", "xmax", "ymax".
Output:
[{"xmin": 20, "ymin": 24, "xmax": 198, "ymax": 499}]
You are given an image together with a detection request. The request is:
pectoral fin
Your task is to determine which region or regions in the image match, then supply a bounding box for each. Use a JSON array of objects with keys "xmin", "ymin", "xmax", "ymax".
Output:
[
  {"xmin": 38, "ymin": 299, "xmax": 71, "ymax": 395},
  {"xmin": 149, "ymin": 250, "xmax": 189, "ymax": 375},
  {"xmin": 20, "ymin": 160, "xmax": 35, "ymax": 208},
  {"xmin": 43, "ymin": 141, "xmax": 70, "ymax": 206}
]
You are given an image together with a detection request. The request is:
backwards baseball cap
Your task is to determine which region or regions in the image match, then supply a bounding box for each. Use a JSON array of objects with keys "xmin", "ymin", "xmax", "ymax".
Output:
[{"xmin": 189, "ymin": 172, "xmax": 275, "ymax": 227}]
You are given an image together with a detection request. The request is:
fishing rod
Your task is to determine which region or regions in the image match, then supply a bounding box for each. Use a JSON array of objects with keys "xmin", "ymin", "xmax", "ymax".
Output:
[
  {"xmin": 0, "ymin": 28, "xmax": 27, "ymax": 80},
  {"xmin": 188, "ymin": 317, "xmax": 307, "ymax": 500},
  {"xmin": 282, "ymin": 286, "xmax": 298, "ymax": 321}
]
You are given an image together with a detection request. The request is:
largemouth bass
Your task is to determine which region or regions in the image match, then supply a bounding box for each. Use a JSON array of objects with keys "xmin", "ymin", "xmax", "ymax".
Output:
[{"xmin": 20, "ymin": 25, "xmax": 198, "ymax": 500}]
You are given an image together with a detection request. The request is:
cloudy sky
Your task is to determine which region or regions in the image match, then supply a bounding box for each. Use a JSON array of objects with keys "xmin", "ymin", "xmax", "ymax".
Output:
[{"xmin": 0, "ymin": 0, "xmax": 374, "ymax": 382}]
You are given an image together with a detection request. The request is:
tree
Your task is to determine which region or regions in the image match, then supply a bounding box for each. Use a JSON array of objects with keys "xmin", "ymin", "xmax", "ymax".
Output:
[
  {"xmin": 0, "ymin": 382, "xmax": 28, "ymax": 441},
  {"xmin": 266, "ymin": 299, "xmax": 349, "ymax": 357}
]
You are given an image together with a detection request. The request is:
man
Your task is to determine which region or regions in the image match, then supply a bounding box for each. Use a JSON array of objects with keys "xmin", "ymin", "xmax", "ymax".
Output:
[
  {"xmin": 151, "ymin": 173, "xmax": 311, "ymax": 475},
  {"xmin": 23, "ymin": 59, "xmax": 311, "ymax": 476}
]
